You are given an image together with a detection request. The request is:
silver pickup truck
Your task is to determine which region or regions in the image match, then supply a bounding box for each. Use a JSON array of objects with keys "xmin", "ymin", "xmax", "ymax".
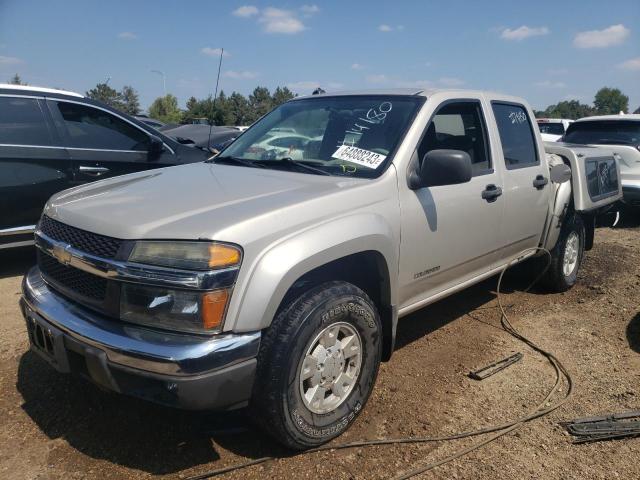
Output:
[{"xmin": 21, "ymin": 89, "xmax": 621, "ymax": 449}]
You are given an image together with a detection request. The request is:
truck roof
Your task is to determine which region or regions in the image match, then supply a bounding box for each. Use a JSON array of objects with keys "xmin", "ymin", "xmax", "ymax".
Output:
[
  {"xmin": 293, "ymin": 88, "xmax": 521, "ymax": 102},
  {"xmin": 0, "ymin": 83, "xmax": 84, "ymax": 98},
  {"xmin": 575, "ymin": 114, "xmax": 640, "ymax": 123}
]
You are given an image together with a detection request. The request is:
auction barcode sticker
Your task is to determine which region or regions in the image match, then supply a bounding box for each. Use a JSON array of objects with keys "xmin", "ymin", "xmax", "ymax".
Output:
[{"xmin": 332, "ymin": 145, "xmax": 387, "ymax": 169}]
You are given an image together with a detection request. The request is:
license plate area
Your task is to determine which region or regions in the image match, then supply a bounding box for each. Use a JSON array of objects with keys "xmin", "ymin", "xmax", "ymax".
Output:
[{"xmin": 25, "ymin": 312, "xmax": 70, "ymax": 373}]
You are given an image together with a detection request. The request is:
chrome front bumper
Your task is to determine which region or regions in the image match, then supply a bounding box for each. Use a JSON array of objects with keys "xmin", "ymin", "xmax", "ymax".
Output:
[{"xmin": 21, "ymin": 266, "xmax": 260, "ymax": 410}]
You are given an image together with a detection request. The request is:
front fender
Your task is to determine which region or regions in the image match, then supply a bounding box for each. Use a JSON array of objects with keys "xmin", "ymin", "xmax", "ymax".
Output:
[{"xmin": 225, "ymin": 213, "xmax": 398, "ymax": 332}]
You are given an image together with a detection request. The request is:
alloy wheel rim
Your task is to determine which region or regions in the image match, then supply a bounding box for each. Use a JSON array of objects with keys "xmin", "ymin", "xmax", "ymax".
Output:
[
  {"xmin": 299, "ymin": 322, "xmax": 362, "ymax": 414},
  {"xmin": 563, "ymin": 232, "xmax": 580, "ymax": 277}
]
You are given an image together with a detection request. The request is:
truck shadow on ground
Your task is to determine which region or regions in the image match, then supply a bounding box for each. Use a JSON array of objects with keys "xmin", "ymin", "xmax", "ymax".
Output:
[
  {"xmin": 0, "ymin": 246, "xmax": 36, "ymax": 279},
  {"xmin": 627, "ymin": 312, "xmax": 640, "ymax": 354},
  {"xmin": 15, "ymin": 271, "xmax": 540, "ymax": 475}
]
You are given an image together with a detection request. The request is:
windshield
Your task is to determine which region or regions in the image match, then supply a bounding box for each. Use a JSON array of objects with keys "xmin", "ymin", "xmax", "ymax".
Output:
[
  {"xmin": 215, "ymin": 95, "xmax": 423, "ymax": 178},
  {"xmin": 563, "ymin": 120, "xmax": 640, "ymax": 146},
  {"xmin": 537, "ymin": 122, "xmax": 565, "ymax": 135}
]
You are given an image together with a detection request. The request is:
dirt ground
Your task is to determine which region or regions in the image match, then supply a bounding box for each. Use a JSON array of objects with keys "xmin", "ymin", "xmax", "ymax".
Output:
[{"xmin": 1, "ymin": 216, "xmax": 638, "ymax": 480}]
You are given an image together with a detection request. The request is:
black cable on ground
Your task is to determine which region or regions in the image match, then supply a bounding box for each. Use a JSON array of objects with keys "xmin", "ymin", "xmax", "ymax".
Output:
[{"xmin": 187, "ymin": 247, "xmax": 574, "ymax": 480}]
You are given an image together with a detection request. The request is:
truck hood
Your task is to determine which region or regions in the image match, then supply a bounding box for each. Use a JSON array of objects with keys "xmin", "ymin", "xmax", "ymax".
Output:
[{"xmin": 44, "ymin": 162, "xmax": 379, "ymax": 241}]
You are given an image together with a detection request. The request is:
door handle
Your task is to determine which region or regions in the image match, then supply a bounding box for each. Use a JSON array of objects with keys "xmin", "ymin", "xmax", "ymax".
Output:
[
  {"xmin": 79, "ymin": 165, "xmax": 110, "ymax": 176},
  {"xmin": 481, "ymin": 184, "xmax": 502, "ymax": 202},
  {"xmin": 533, "ymin": 175, "xmax": 549, "ymax": 190}
]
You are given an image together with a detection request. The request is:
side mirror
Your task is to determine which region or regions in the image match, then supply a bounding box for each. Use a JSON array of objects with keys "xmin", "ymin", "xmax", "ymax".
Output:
[
  {"xmin": 148, "ymin": 135, "xmax": 164, "ymax": 160},
  {"xmin": 409, "ymin": 149, "xmax": 473, "ymax": 189},
  {"xmin": 549, "ymin": 163, "xmax": 571, "ymax": 184}
]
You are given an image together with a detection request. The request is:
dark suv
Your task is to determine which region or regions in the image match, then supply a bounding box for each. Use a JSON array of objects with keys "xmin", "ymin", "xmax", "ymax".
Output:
[{"xmin": 0, "ymin": 84, "xmax": 209, "ymax": 249}]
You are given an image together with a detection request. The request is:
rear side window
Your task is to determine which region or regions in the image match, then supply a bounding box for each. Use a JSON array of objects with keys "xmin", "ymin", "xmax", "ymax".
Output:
[
  {"xmin": 492, "ymin": 103, "xmax": 538, "ymax": 169},
  {"xmin": 537, "ymin": 122, "xmax": 565, "ymax": 135},
  {"xmin": 0, "ymin": 97, "xmax": 53, "ymax": 146},
  {"xmin": 54, "ymin": 102, "xmax": 150, "ymax": 151}
]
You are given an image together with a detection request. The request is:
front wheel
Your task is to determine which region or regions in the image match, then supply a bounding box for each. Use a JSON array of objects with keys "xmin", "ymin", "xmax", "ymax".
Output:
[
  {"xmin": 542, "ymin": 212, "xmax": 585, "ymax": 292},
  {"xmin": 250, "ymin": 281, "xmax": 382, "ymax": 450}
]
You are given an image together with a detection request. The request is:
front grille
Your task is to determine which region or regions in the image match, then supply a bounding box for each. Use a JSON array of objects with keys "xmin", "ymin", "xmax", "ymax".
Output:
[
  {"xmin": 39, "ymin": 215, "xmax": 123, "ymax": 259},
  {"xmin": 38, "ymin": 251, "xmax": 107, "ymax": 301}
]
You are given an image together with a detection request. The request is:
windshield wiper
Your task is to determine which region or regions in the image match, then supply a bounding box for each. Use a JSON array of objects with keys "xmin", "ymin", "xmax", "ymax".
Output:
[
  {"xmin": 208, "ymin": 156, "xmax": 266, "ymax": 168},
  {"xmin": 268, "ymin": 157, "xmax": 331, "ymax": 176}
]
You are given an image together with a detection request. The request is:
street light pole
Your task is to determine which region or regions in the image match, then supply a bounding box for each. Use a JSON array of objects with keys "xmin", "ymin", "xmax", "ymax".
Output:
[{"xmin": 151, "ymin": 70, "xmax": 166, "ymax": 96}]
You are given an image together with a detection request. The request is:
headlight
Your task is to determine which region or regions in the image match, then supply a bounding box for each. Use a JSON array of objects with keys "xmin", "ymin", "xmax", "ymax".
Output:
[
  {"xmin": 120, "ymin": 283, "xmax": 229, "ymax": 334},
  {"xmin": 121, "ymin": 241, "xmax": 241, "ymax": 334},
  {"xmin": 128, "ymin": 241, "xmax": 241, "ymax": 270}
]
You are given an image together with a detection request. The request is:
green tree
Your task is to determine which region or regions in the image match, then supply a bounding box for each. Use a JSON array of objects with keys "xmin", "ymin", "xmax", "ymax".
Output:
[
  {"xmin": 120, "ymin": 85, "xmax": 140, "ymax": 115},
  {"xmin": 186, "ymin": 96, "xmax": 198, "ymax": 113},
  {"xmin": 148, "ymin": 94, "xmax": 183, "ymax": 123},
  {"xmin": 593, "ymin": 87, "xmax": 629, "ymax": 115},
  {"xmin": 227, "ymin": 92, "xmax": 252, "ymax": 126},
  {"xmin": 272, "ymin": 86, "xmax": 295, "ymax": 107},
  {"xmin": 536, "ymin": 100, "xmax": 594, "ymax": 120},
  {"xmin": 248, "ymin": 86, "xmax": 273, "ymax": 121},
  {"xmin": 8, "ymin": 73, "xmax": 26, "ymax": 85},
  {"xmin": 86, "ymin": 83, "xmax": 124, "ymax": 110}
]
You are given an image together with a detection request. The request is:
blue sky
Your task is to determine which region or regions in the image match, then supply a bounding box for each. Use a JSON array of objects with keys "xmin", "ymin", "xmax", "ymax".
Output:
[{"xmin": 1, "ymin": 0, "xmax": 638, "ymax": 111}]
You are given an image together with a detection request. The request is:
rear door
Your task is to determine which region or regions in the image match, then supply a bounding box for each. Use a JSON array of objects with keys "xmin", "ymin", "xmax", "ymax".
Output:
[
  {"xmin": 0, "ymin": 95, "xmax": 72, "ymax": 235},
  {"xmin": 489, "ymin": 101, "xmax": 551, "ymax": 259},
  {"xmin": 46, "ymin": 99, "xmax": 175, "ymax": 185}
]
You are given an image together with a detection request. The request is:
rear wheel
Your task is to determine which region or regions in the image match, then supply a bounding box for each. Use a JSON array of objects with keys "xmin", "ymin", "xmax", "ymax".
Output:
[
  {"xmin": 250, "ymin": 281, "xmax": 382, "ymax": 450},
  {"xmin": 542, "ymin": 212, "xmax": 585, "ymax": 292}
]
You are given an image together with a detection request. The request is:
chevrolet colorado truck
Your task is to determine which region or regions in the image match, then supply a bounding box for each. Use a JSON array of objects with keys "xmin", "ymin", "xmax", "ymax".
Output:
[{"xmin": 21, "ymin": 89, "xmax": 621, "ymax": 450}]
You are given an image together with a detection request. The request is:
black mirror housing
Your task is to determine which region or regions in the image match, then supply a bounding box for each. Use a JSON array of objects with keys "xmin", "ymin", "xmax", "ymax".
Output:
[
  {"xmin": 148, "ymin": 135, "xmax": 164, "ymax": 160},
  {"xmin": 410, "ymin": 149, "xmax": 473, "ymax": 189}
]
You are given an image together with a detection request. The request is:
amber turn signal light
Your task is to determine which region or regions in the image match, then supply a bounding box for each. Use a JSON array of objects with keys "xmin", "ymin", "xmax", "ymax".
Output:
[
  {"xmin": 202, "ymin": 289, "xmax": 229, "ymax": 330},
  {"xmin": 208, "ymin": 244, "xmax": 241, "ymax": 269}
]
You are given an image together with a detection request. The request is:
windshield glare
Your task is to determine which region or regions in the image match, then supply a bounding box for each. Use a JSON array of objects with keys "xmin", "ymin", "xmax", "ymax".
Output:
[
  {"xmin": 218, "ymin": 95, "xmax": 423, "ymax": 177},
  {"xmin": 563, "ymin": 120, "xmax": 640, "ymax": 145}
]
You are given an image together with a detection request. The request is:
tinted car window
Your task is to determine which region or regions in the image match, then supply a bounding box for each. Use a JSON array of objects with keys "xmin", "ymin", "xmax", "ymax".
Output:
[
  {"xmin": 55, "ymin": 102, "xmax": 150, "ymax": 151},
  {"xmin": 492, "ymin": 103, "xmax": 538, "ymax": 168},
  {"xmin": 563, "ymin": 120, "xmax": 640, "ymax": 146},
  {"xmin": 0, "ymin": 97, "xmax": 53, "ymax": 146},
  {"xmin": 417, "ymin": 101, "xmax": 491, "ymax": 175},
  {"xmin": 537, "ymin": 122, "xmax": 565, "ymax": 135}
]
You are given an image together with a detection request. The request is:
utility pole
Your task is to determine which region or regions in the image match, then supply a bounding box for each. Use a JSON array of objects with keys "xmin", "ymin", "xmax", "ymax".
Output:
[{"xmin": 151, "ymin": 70, "xmax": 166, "ymax": 96}]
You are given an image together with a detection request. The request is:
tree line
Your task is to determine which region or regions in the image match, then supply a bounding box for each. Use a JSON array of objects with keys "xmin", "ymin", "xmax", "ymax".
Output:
[
  {"xmin": 534, "ymin": 87, "xmax": 639, "ymax": 119},
  {"xmin": 7, "ymin": 74, "xmax": 639, "ymax": 123}
]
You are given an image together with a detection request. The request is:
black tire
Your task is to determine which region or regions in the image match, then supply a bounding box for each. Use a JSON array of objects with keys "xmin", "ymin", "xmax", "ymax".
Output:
[
  {"xmin": 542, "ymin": 212, "xmax": 585, "ymax": 292},
  {"xmin": 250, "ymin": 281, "xmax": 382, "ymax": 450}
]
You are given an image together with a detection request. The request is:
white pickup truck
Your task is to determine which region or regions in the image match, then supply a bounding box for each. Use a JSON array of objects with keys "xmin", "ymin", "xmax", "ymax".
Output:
[{"xmin": 21, "ymin": 89, "xmax": 621, "ymax": 450}]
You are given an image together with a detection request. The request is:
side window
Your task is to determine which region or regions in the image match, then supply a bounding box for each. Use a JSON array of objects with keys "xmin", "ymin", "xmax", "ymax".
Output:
[
  {"xmin": 491, "ymin": 103, "xmax": 538, "ymax": 168},
  {"xmin": 0, "ymin": 97, "xmax": 53, "ymax": 146},
  {"xmin": 54, "ymin": 102, "xmax": 150, "ymax": 151},
  {"xmin": 417, "ymin": 101, "xmax": 491, "ymax": 175}
]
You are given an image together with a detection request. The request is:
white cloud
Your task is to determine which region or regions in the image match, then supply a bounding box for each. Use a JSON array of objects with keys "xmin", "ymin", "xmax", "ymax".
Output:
[
  {"xmin": 366, "ymin": 74, "xmax": 389, "ymax": 84},
  {"xmin": 300, "ymin": 4, "xmax": 320, "ymax": 17},
  {"xmin": 0, "ymin": 55, "xmax": 24, "ymax": 65},
  {"xmin": 287, "ymin": 80, "xmax": 321, "ymax": 91},
  {"xmin": 351, "ymin": 63, "xmax": 364, "ymax": 70},
  {"xmin": 378, "ymin": 24, "xmax": 403, "ymax": 32},
  {"xmin": 574, "ymin": 24, "xmax": 629, "ymax": 48},
  {"xmin": 232, "ymin": 5, "xmax": 259, "ymax": 17},
  {"xmin": 224, "ymin": 70, "xmax": 258, "ymax": 79},
  {"xmin": 500, "ymin": 25, "xmax": 549, "ymax": 41},
  {"xmin": 396, "ymin": 79, "xmax": 433, "ymax": 89},
  {"xmin": 438, "ymin": 77, "xmax": 465, "ymax": 87},
  {"xmin": 117, "ymin": 32, "xmax": 137, "ymax": 40},
  {"xmin": 618, "ymin": 57, "xmax": 640, "ymax": 71},
  {"xmin": 201, "ymin": 47, "xmax": 230, "ymax": 57},
  {"xmin": 534, "ymin": 80, "xmax": 567, "ymax": 88},
  {"xmin": 259, "ymin": 7, "xmax": 305, "ymax": 34}
]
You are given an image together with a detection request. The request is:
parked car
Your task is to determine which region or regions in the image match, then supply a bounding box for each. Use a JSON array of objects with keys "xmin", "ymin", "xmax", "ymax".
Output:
[
  {"xmin": 562, "ymin": 114, "xmax": 640, "ymax": 207},
  {"xmin": 537, "ymin": 118, "xmax": 573, "ymax": 142},
  {"xmin": 134, "ymin": 115, "xmax": 165, "ymax": 130},
  {"xmin": 160, "ymin": 124, "xmax": 241, "ymax": 152},
  {"xmin": 0, "ymin": 84, "xmax": 210, "ymax": 249},
  {"xmin": 21, "ymin": 89, "xmax": 620, "ymax": 450}
]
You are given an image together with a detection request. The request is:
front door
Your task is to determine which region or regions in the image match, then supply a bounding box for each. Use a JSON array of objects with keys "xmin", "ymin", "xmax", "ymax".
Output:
[
  {"xmin": 397, "ymin": 99, "xmax": 505, "ymax": 311},
  {"xmin": 46, "ymin": 100, "xmax": 170, "ymax": 185}
]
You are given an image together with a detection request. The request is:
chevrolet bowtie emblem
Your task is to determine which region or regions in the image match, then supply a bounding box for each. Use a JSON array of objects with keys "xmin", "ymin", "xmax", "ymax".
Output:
[{"xmin": 52, "ymin": 243, "xmax": 73, "ymax": 265}]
